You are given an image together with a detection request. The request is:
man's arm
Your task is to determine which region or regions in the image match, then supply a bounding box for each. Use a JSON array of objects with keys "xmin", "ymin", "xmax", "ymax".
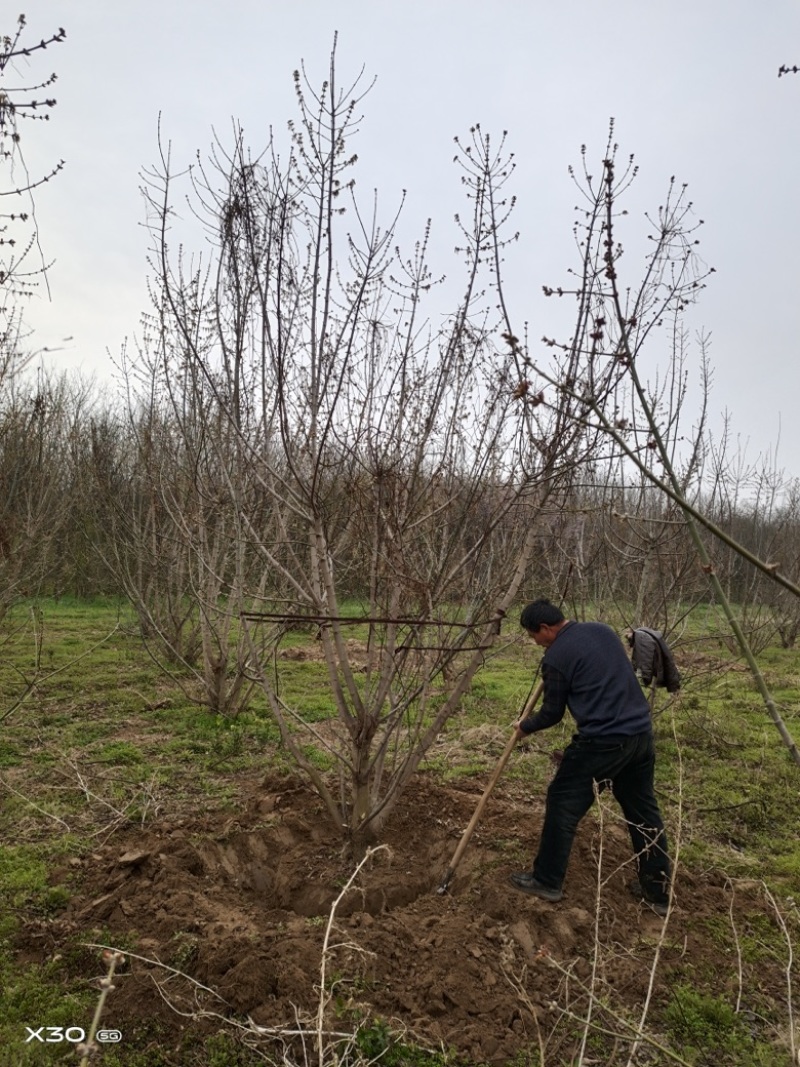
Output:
[{"xmin": 516, "ymin": 664, "xmax": 568, "ymax": 737}]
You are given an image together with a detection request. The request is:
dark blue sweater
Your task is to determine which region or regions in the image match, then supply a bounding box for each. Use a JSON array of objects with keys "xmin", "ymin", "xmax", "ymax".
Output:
[{"xmin": 521, "ymin": 621, "xmax": 651, "ymax": 737}]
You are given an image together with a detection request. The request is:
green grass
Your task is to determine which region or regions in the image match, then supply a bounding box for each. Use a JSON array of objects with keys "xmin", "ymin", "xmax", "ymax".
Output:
[
  {"xmin": 0, "ymin": 841, "xmax": 93, "ymax": 1064},
  {"xmin": 651, "ymin": 662, "xmax": 800, "ymax": 888},
  {"xmin": 663, "ymin": 982, "xmax": 792, "ymax": 1066},
  {"xmin": 0, "ymin": 961, "xmax": 91, "ymax": 1066}
]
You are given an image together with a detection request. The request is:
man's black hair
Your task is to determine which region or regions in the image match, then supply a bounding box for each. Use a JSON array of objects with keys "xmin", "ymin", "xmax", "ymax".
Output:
[{"xmin": 520, "ymin": 599, "xmax": 565, "ymax": 632}]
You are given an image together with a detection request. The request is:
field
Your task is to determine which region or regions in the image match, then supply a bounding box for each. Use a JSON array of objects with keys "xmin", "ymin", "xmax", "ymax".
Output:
[{"xmin": 0, "ymin": 599, "xmax": 799, "ymax": 1066}]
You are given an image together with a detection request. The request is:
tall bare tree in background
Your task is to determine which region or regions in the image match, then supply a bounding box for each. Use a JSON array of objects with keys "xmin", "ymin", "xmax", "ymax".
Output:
[
  {"xmin": 530, "ymin": 125, "xmax": 800, "ymax": 765},
  {"xmin": 523, "ymin": 335, "xmax": 712, "ymax": 635},
  {"xmin": 90, "ymin": 338, "xmax": 269, "ymax": 718},
  {"xmin": 0, "ymin": 371, "xmax": 95, "ymax": 618}
]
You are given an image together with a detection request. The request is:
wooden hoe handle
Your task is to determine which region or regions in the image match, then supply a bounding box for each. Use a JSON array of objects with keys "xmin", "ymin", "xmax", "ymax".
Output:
[{"xmin": 437, "ymin": 680, "xmax": 544, "ymax": 894}]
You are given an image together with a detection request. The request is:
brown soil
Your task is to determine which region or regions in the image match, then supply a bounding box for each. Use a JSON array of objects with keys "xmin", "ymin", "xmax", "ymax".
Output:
[{"xmin": 18, "ymin": 769, "xmax": 789, "ymax": 1065}]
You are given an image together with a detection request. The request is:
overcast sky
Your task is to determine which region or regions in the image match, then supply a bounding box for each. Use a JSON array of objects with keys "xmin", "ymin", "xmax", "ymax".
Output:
[{"xmin": 10, "ymin": 1, "xmax": 800, "ymax": 480}]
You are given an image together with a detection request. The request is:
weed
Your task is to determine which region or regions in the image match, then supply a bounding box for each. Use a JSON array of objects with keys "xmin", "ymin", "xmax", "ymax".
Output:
[
  {"xmin": 663, "ymin": 982, "xmax": 793, "ymax": 1065},
  {"xmin": 167, "ymin": 930, "xmax": 200, "ymax": 970},
  {"xmin": 347, "ymin": 1016, "xmax": 459, "ymax": 1066},
  {"xmin": 665, "ymin": 982, "xmax": 741, "ymax": 1043},
  {"xmin": 94, "ymin": 740, "xmax": 144, "ymax": 765},
  {"xmin": 202, "ymin": 1032, "xmax": 264, "ymax": 1066}
]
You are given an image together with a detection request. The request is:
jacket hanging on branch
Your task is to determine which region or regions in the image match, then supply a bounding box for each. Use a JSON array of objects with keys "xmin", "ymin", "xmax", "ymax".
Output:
[{"xmin": 627, "ymin": 627, "xmax": 681, "ymax": 693}]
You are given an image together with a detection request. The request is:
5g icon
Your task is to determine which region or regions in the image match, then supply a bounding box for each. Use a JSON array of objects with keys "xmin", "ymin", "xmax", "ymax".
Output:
[{"xmin": 97, "ymin": 1029, "xmax": 123, "ymax": 1043}]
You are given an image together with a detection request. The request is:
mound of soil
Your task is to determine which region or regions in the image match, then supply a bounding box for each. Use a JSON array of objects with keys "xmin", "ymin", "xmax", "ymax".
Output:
[{"xmin": 19, "ymin": 770, "xmax": 781, "ymax": 1064}]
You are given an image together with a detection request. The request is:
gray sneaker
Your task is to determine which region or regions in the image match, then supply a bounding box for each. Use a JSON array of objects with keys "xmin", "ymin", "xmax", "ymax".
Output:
[{"xmin": 508, "ymin": 872, "xmax": 564, "ymax": 901}]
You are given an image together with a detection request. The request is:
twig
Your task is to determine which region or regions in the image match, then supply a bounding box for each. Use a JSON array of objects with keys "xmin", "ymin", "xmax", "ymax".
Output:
[
  {"xmin": 577, "ymin": 782, "xmax": 607, "ymax": 1065},
  {"xmin": 550, "ymin": 997, "xmax": 694, "ymax": 1067},
  {"xmin": 624, "ymin": 715, "xmax": 684, "ymax": 1066},
  {"xmin": 726, "ymin": 879, "xmax": 744, "ymax": 1014},
  {"xmin": 63, "ymin": 758, "xmax": 128, "ymax": 819},
  {"xmin": 81, "ymin": 942, "xmax": 229, "ymax": 1003},
  {"xmin": 533, "ymin": 942, "xmax": 692, "ymax": 1066},
  {"xmin": 0, "ymin": 774, "xmax": 71, "ymax": 830},
  {"xmin": 0, "ymin": 623, "xmax": 120, "ymax": 724},
  {"xmin": 138, "ymin": 773, "xmax": 162, "ymax": 827},
  {"xmin": 77, "ymin": 949, "xmax": 125, "ymax": 1066},
  {"xmin": 83, "ymin": 941, "xmax": 366, "ymax": 1064},
  {"xmin": 316, "ymin": 844, "xmax": 388, "ymax": 1067},
  {"xmin": 762, "ymin": 884, "xmax": 797, "ymax": 1065}
]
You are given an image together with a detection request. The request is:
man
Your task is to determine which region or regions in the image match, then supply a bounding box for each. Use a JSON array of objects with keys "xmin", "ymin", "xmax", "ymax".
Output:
[{"xmin": 509, "ymin": 599, "xmax": 671, "ymax": 915}]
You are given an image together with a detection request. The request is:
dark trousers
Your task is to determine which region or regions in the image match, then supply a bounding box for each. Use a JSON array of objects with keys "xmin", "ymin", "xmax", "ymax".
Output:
[{"xmin": 532, "ymin": 730, "xmax": 671, "ymax": 902}]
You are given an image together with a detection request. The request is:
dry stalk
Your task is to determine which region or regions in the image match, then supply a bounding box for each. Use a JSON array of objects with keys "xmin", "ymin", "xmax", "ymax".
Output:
[
  {"xmin": 316, "ymin": 844, "xmax": 388, "ymax": 1067},
  {"xmin": 726, "ymin": 878, "xmax": 745, "ymax": 1014},
  {"xmin": 247, "ymin": 1002, "xmax": 357, "ymax": 1066},
  {"xmin": 82, "ymin": 941, "xmax": 228, "ymax": 1004},
  {"xmin": 52, "ymin": 757, "xmax": 162, "ymax": 839},
  {"xmin": 502, "ymin": 722, "xmax": 685, "ymax": 1067},
  {"xmin": 0, "ymin": 623, "xmax": 121, "ymax": 725},
  {"xmin": 494, "ymin": 962, "xmax": 553, "ymax": 1063},
  {"xmin": 64, "ymin": 757, "xmax": 129, "ymax": 820},
  {"xmin": 0, "ymin": 774, "xmax": 71, "ymax": 830},
  {"xmin": 86, "ymin": 850, "xmax": 397, "ymax": 1067},
  {"xmin": 535, "ymin": 948, "xmax": 693, "ymax": 1067},
  {"xmin": 77, "ymin": 949, "xmax": 125, "ymax": 1065},
  {"xmin": 622, "ymin": 714, "xmax": 684, "ymax": 1067},
  {"xmin": 576, "ymin": 781, "xmax": 608, "ymax": 1065},
  {"xmin": 762, "ymin": 883, "xmax": 797, "ymax": 1064},
  {"xmin": 146, "ymin": 972, "xmax": 320, "ymax": 1065},
  {"xmin": 150, "ymin": 971, "xmax": 356, "ymax": 1058},
  {"xmin": 137, "ymin": 772, "xmax": 163, "ymax": 827}
]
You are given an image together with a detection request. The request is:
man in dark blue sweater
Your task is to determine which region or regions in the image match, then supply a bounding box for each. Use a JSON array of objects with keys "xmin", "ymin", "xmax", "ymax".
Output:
[{"xmin": 509, "ymin": 599, "xmax": 671, "ymax": 915}]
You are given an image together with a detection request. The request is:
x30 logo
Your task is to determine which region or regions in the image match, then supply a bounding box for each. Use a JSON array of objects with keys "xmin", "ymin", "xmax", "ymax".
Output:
[
  {"xmin": 24, "ymin": 1026, "xmax": 122, "ymax": 1043},
  {"xmin": 25, "ymin": 1027, "xmax": 86, "ymax": 1043}
]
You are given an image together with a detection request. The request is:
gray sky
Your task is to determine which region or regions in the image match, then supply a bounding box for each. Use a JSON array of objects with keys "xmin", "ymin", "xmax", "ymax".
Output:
[{"xmin": 11, "ymin": 1, "xmax": 800, "ymax": 480}]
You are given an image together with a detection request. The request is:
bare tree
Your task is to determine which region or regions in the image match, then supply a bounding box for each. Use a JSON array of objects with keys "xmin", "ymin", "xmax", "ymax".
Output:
[
  {"xmin": 766, "ymin": 479, "xmax": 800, "ymax": 648},
  {"xmin": 0, "ymin": 15, "xmax": 72, "ymax": 617},
  {"xmin": 88, "ymin": 353, "xmax": 267, "ymax": 719},
  {"xmin": 0, "ymin": 371, "xmax": 89, "ymax": 615},
  {"xmin": 533, "ymin": 125, "xmax": 800, "ymax": 765},
  {"xmin": 0, "ymin": 13, "xmax": 66, "ymax": 382},
  {"xmin": 523, "ymin": 337, "xmax": 710, "ymax": 634},
  {"xmin": 136, "ymin": 45, "xmax": 594, "ymax": 850}
]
